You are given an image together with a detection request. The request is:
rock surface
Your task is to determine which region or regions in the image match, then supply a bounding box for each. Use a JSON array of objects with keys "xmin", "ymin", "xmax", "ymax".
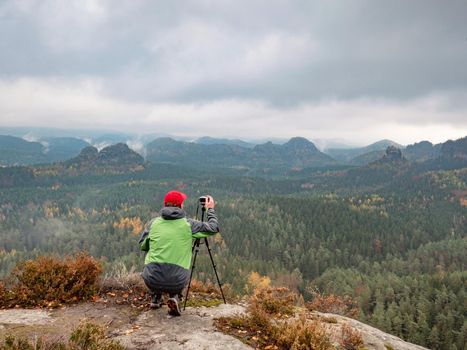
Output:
[
  {"xmin": 313, "ymin": 312, "xmax": 428, "ymax": 350},
  {"xmin": 0, "ymin": 309, "xmax": 51, "ymax": 326},
  {"xmin": 114, "ymin": 304, "xmax": 249, "ymax": 350},
  {"xmin": 0, "ymin": 304, "xmax": 427, "ymax": 350},
  {"xmin": 0, "ymin": 303, "xmax": 249, "ymax": 350}
]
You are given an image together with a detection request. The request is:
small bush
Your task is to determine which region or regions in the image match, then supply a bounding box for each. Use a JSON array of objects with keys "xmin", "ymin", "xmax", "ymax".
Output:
[
  {"xmin": 249, "ymin": 287, "xmax": 297, "ymax": 317},
  {"xmin": 1, "ymin": 252, "xmax": 102, "ymax": 308},
  {"xmin": 2, "ymin": 334, "xmax": 37, "ymax": 350},
  {"xmin": 306, "ymin": 292, "xmax": 359, "ymax": 318},
  {"xmin": 0, "ymin": 281, "xmax": 7, "ymax": 304},
  {"xmin": 69, "ymin": 321, "xmax": 124, "ymax": 350},
  {"xmin": 1, "ymin": 336, "xmax": 68, "ymax": 350},
  {"xmin": 216, "ymin": 287, "xmax": 334, "ymax": 350},
  {"xmin": 0, "ymin": 321, "xmax": 123, "ymax": 350},
  {"xmin": 340, "ymin": 323, "xmax": 364, "ymax": 350},
  {"xmin": 247, "ymin": 304, "xmax": 273, "ymax": 332},
  {"xmin": 215, "ymin": 301, "xmax": 274, "ymax": 342},
  {"xmin": 244, "ymin": 271, "xmax": 271, "ymax": 294},
  {"xmin": 275, "ymin": 314, "xmax": 334, "ymax": 350},
  {"xmin": 100, "ymin": 267, "xmax": 146, "ymax": 293},
  {"xmin": 189, "ymin": 278, "xmax": 220, "ymax": 294}
]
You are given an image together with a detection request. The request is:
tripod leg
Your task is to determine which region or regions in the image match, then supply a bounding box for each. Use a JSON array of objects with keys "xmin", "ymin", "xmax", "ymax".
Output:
[
  {"xmin": 204, "ymin": 238, "xmax": 226, "ymax": 304},
  {"xmin": 184, "ymin": 240, "xmax": 200, "ymax": 310}
]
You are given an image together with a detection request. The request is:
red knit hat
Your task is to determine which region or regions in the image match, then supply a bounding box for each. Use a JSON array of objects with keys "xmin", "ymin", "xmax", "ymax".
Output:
[{"xmin": 164, "ymin": 190, "xmax": 187, "ymax": 207}]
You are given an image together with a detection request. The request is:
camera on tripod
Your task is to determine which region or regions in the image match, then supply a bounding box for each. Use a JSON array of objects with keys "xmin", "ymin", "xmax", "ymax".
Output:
[
  {"xmin": 199, "ymin": 196, "xmax": 207, "ymax": 205},
  {"xmin": 184, "ymin": 194, "xmax": 226, "ymax": 309}
]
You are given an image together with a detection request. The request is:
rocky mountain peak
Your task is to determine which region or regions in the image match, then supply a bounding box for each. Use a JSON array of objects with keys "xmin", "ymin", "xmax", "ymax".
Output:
[
  {"xmin": 77, "ymin": 146, "xmax": 99, "ymax": 161},
  {"xmin": 65, "ymin": 143, "xmax": 144, "ymax": 172},
  {"xmin": 368, "ymin": 146, "xmax": 408, "ymax": 168},
  {"xmin": 441, "ymin": 136, "xmax": 467, "ymax": 160},
  {"xmin": 98, "ymin": 143, "xmax": 144, "ymax": 165}
]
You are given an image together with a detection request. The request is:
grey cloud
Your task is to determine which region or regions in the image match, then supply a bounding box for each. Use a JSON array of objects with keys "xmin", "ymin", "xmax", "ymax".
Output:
[
  {"xmin": 1, "ymin": 0, "xmax": 466, "ymax": 105},
  {"xmin": 0, "ymin": 0, "xmax": 466, "ymax": 144}
]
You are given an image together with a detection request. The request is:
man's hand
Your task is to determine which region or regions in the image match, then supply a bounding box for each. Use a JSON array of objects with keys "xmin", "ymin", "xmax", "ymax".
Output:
[{"xmin": 205, "ymin": 195, "xmax": 215, "ymax": 209}]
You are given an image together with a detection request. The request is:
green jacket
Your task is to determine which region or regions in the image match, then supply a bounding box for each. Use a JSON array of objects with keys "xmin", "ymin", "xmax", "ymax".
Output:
[{"xmin": 139, "ymin": 206, "xmax": 219, "ymax": 292}]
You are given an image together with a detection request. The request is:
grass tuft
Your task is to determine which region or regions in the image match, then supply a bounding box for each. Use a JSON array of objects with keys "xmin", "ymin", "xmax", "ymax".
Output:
[
  {"xmin": 69, "ymin": 321, "xmax": 124, "ymax": 350},
  {"xmin": 340, "ymin": 323, "xmax": 365, "ymax": 350},
  {"xmin": 184, "ymin": 298, "xmax": 223, "ymax": 308},
  {"xmin": 215, "ymin": 286, "xmax": 334, "ymax": 350},
  {"xmin": 249, "ymin": 286, "xmax": 297, "ymax": 317},
  {"xmin": 275, "ymin": 313, "xmax": 333, "ymax": 350},
  {"xmin": 306, "ymin": 291, "xmax": 359, "ymax": 318},
  {"xmin": 0, "ymin": 321, "xmax": 123, "ymax": 350}
]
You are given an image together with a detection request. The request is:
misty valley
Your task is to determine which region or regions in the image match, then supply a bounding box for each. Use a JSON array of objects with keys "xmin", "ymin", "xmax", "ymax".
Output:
[{"xmin": 0, "ymin": 134, "xmax": 466, "ymax": 350}]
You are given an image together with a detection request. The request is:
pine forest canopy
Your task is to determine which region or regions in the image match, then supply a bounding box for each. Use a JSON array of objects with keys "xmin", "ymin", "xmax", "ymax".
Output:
[{"xmin": 0, "ymin": 133, "xmax": 466, "ymax": 350}]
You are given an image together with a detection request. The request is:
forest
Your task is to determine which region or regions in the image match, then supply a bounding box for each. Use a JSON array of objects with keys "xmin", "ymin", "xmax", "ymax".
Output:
[{"xmin": 0, "ymin": 156, "xmax": 466, "ymax": 350}]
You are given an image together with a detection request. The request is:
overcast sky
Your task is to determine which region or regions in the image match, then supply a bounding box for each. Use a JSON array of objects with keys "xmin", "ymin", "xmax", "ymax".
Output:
[{"xmin": 0, "ymin": 0, "xmax": 466, "ymax": 146}]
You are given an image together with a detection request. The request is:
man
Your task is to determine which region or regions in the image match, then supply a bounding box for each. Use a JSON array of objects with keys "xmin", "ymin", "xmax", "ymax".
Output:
[{"xmin": 139, "ymin": 190, "xmax": 219, "ymax": 316}]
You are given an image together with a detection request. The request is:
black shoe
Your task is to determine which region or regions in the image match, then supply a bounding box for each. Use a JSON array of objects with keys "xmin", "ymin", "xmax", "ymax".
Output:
[
  {"xmin": 167, "ymin": 295, "xmax": 181, "ymax": 316},
  {"xmin": 150, "ymin": 294, "xmax": 163, "ymax": 309}
]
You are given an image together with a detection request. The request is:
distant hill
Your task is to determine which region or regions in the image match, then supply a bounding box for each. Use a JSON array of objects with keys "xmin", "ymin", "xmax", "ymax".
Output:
[
  {"xmin": 42, "ymin": 137, "xmax": 91, "ymax": 162},
  {"xmin": 195, "ymin": 136, "xmax": 255, "ymax": 148},
  {"xmin": 65, "ymin": 143, "xmax": 144, "ymax": 173},
  {"xmin": 348, "ymin": 150, "xmax": 386, "ymax": 166},
  {"xmin": 350, "ymin": 137, "xmax": 467, "ymax": 166},
  {"xmin": 416, "ymin": 136, "xmax": 467, "ymax": 171},
  {"xmin": 325, "ymin": 139, "xmax": 403, "ymax": 164},
  {"xmin": 0, "ymin": 135, "xmax": 47, "ymax": 165},
  {"xmin": 97, "ymin": 143, "xmax": 145, "ymax": 166},
  {"xmin": 146, "ymin": 137, "xmax": 250, "ymax": 167},
  {"xmin": 335, "ymin": 139, "xmax": 466, "ymax": 190},
  {"xmin": 0, "ymin": 135, "xmax": 91, "ymax": 166},
  {"xmin": 2, "ymin": 131, "xmax": 464, "ymax": 172},
  {"xmin": 146, "ymin": 136, "xmax": 335, "ymax": 173},
  {"xmin": 330, "ymin": 146, "xmax": 412, "ymax": 188},
  {"xmin": 252, "ymin": 137, "xmax": 335, "ymax": 169},
  {"xmin": 403, "ymin": 141, "xmax": 442, "ymax": 162},
  {"xmin": 440, "ymin": 136, "xmax": 467, "ymax": 160}
]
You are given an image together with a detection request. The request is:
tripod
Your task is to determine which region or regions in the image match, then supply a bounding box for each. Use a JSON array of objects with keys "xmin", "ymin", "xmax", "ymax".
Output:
[{"xmin": 183, "ymin": 204, "xmax": 226, "ymax": 310}]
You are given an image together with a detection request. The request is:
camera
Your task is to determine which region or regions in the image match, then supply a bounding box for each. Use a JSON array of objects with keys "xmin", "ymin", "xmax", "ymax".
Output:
[{"xmin": 199, "ymin": 196, "xmax": 207, "ymax": 205}]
